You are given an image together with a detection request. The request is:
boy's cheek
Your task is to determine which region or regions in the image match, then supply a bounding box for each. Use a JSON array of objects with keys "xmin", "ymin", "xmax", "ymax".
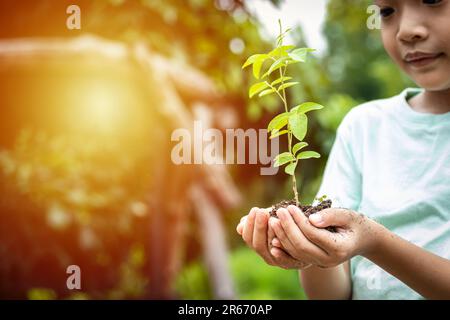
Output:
[
  {"xmin": 381, "ymin": 29, "xmax": 397, "ymax": 58},
  {"xmin": 407, "ymin": 63, "xmax": 450, "ymax": 91}
]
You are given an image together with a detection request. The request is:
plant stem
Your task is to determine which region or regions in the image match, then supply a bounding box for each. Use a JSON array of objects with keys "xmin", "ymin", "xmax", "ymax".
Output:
[
  {"xmin": 276, "ymin": 20, "xmax": 299, "ymax": 206},
  {"xmin": 279, "ymin": 66, "xmax": 299, "ymax": 206}
]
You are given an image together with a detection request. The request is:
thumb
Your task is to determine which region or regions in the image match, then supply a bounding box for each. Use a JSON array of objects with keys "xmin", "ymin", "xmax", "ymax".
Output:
[
  {"xmin": 308, "ymin": 208, "xmax": 350, "ymax": 228},
  {"xmin": 236, "ymin": 216, "xmax": 247, "ymax": 235}
]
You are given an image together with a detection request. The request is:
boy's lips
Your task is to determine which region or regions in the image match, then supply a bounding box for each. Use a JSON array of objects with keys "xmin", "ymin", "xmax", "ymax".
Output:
[{"xmin": 403, "ymin": 51, "xmax": 444, "ymax": 68}]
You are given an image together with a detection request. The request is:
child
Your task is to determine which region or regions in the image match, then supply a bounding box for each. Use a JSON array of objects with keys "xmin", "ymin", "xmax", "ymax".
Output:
[{"xmin": 237, "ymin": 0, "xmax": 450, "ymax": 299}]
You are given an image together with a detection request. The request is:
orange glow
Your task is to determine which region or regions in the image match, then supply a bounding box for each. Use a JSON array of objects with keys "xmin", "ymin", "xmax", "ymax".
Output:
[{"xmin": 77, "ymin": 82, "xmax": 124, "ymax": 134}]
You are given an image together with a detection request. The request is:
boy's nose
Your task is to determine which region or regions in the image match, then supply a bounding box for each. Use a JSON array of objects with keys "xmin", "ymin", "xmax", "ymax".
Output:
[
  {"xmin": 397, "ymin": 24, "xmax": 428, "ymax": 43},
  {"xmin": 396, "ymin": 14, "xmax": 429, "ymax": 44}
]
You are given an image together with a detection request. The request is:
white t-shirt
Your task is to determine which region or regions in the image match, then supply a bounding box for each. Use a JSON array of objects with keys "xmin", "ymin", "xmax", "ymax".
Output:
[{"xmin": 316, "ymin": 88, "xmax": 450, "ymax": 299}]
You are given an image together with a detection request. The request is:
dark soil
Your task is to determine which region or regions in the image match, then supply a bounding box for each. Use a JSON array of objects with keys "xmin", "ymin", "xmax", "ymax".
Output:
[{"xmin": 270, "ymin": 199, "xmax": 335, "ymax": 232}]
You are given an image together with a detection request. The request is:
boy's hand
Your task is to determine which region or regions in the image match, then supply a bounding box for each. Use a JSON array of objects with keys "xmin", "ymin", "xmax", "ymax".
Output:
[
  {"xmin": 236, "ymin": 207, "xmax": 312, "ymax": 270},
  {"xmin": 272, "ymin": 205, "xmax": 380, "ymax": 268}
]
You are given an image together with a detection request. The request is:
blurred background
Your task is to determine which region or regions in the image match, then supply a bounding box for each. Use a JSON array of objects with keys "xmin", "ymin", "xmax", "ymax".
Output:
[{"xmin": 0, "ymin": 0, "xmax": 413, "ymax": 299}]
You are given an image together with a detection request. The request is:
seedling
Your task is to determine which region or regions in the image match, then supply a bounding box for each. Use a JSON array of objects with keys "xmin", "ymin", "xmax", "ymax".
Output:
[{"xmin": 242, "ymin": 20, "xmax": 332, "ymax": 216}]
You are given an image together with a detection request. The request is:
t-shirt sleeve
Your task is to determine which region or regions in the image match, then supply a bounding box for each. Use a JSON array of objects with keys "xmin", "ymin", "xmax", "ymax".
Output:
[{"xmin": 316, "ymin": 110, "xmax": 362, "ymax": 211}]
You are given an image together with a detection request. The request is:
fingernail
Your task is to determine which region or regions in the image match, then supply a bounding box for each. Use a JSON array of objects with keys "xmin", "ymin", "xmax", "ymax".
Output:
[
  {"xmin": 287, "ymin": 205, "xmax": 303, "ymax": 216},
  {"xmin": 276, "ymin": 208, "xmax": 286, "ymax": 219},
  {"xmin": 255, "ymin": 212, "xmax": 263, "ymax": 224},
  {"xmin": 269, "ymin": 217, "xmax": 277, "ymax": 227},
  {"xmin": 309, "ymin": 213, "xmax": 323, "ymax": 225}
]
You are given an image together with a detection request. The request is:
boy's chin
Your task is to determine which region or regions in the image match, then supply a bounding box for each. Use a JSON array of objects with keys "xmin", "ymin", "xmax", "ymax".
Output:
[{"xmin": 412, "ymin": 74, "xmax": 450, "ymax": 91}]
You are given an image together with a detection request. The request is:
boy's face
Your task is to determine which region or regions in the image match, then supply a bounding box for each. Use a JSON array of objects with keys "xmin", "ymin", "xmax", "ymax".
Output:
[{"xmin": 377, "ymin": 0, "xmax": 450, "ymax": 91}]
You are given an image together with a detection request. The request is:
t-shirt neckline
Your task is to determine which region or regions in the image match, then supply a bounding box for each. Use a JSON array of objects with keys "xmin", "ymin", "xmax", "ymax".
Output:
[{"xmin": 396, "ymin": 88, "xmax": 450, "ymax": 125}]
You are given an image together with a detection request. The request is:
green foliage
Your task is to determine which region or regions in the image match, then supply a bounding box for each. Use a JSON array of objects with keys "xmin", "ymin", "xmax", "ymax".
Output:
[
  {"xmin": 292, "ymin": 102, "xmax": 324, "ymax": 114},
  {"xmin": 174, "ymin": 261, "xmax": 212, "ymax": 300},
  {"xmin": 292, "ymin": 142, "xmax": 308, "ymax": 155},
  {"xmin": 242, "ymin": 20, "xmax": 325, "ymax": 204},
  {"xmin": 230, "ymin": 248, "xmax": 306, "ymax": 299},
  {"xmin": 274, "ymin": 152, "xmax": 295, "ymax": 167},
  {"xmin": 323, "ymin": 0, "xmax": 414, "ymax": 101},
  {"xmin": 27, "ymin": 288, "xmax": 57, "ymax": 300},
  {"xmin": 297, "ymin": 151, "xmax": 321, "ymax": 160},
  {"xmin": 289, "ymin": 112, "xmax": 307, "ymax": 141},
  {"xmin": 0, "ymin": 129, "xmax": 154, "ymax": 299},
  {"xmin": 315, "ymin": 195, "xmax": 328, "ymax": 203},
  {"xmin": 176, "ymin": 247, "xmax": 307, "ymax": 300}
]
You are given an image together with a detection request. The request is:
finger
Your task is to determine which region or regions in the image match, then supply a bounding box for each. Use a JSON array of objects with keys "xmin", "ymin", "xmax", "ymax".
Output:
[
  {"xmin": 267, "ymin": 222, "xmax": 276, "ymax": 249},
  {"xmin": 270, "ymin": 247, "xmax": 311, "ymax": 270},
  {"xmin": 269, "ymin": 216, "xmax": 297, "ymax": 255},
  {"xmin": 270, "ymin": 247, "xmax": 294, "ymax": 269},
  {"xmin": 269, "ymin": 227, "xmax": 286, "ymax": 250},
  {"xmin": 290, "ymin": 206, "xmax": 337, "ymax": 252},
  {"xmin": 236, "ymin": 223, "xmax": 243, "ymax": 235},
  {"xmin": 268, "ymin": 222, "xmax": 275, "ymax": 241},
  {"xmin": 243, "ymin": 208, "xmax": 257, "ymax": 246},
  {"xmin": 277, "ymin": 207, "xmax": 318, "ymax": 252},
  {"xmin": 272, "ymin": 237, "xmax": 282, "ymax": 248},
  {"xmin": 309, "ymin": 208, "xmax": 353, "ymax": 228},
  {"xmin": 236, "ymin": 216, "xmax": 247, "ymax": 235},
  {"xmin": 276, "ymin": 207, "xmax": 311, "ymax": 252},
  {"xmin": 286, "ymin": 205, "xmax": 330, "ymax": 258},
  {"xmin": 252, "ymin": 209, "xmax": 272, "ymax": 262}
]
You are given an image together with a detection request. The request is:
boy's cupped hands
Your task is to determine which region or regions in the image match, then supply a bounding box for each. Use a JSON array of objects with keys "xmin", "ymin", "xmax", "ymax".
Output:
[{"xmin": 236, "ymin": 205, "xmax": 381, "ymax": 269}]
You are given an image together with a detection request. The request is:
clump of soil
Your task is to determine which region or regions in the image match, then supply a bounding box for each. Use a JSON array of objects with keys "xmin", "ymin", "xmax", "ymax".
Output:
[
  {"xmin": 270, "ymin": 198, "xmax": 335, "ymax": 232},
  {"xmin": 270, "ymin": 199, "xmax": 332, "ymax": 218}
]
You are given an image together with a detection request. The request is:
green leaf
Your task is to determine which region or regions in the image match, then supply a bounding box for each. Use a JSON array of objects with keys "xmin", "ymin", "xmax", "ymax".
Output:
[
  {"xmin": 268, "ymin": 45, "xmax": 295, "ymax": 58},
  {"xmin": 267, "ymin": 112, "xmax": 289, "ymax": 132},
  {"xmin": 286, "ymin": 60, "xmax": 300, "ymax": 66},
  {"xmin": 292, "ymin": 142, "xmax": 308, "ymax": 155},
  {"xmin": 263, "ymin": 60, "xmax": 299, "ymax": 79},
  {"xmin": 288, "ymin": 113, "xmax": 308, "ymax": 141},
  {"xmin": 297, "ymin": 151, "xmax": 321, "ymax": 160},
  {"xmin": 277, "ymin": 81, "xmax": 299, "ymax": 91},
  {"xmin": 291, "ymin": 102, "xmax": 324, "ymax": 114},
  {"xmin": 259, "ymin": 88, "xmax": 276, "ymax": 97},
  {"xmin": 288, "ymin": 48, "xmax": 315, "ymax": 62},
  {"xmin": 271, "ymin": 76, "xmax": 292, "ymax": 86},
  {"xmin": 253, "ymin": 59, "xmax": 264, "ymax": 79},
  {"xmin": 242, "ymin": 54, "xmax": 268, "ymax": 69},
  {"xmin": 269, "ymin": 129, "xmax": 288, "ymax": 139},
  {"xmin": 274, "ymin": 152, "xmax": 295, "ymax": 167},
  {"xmin": 284, "ymin": 162, "xmax": 297, "ymax": 175},
  {"xmin": 276, "ymin": 28, "xmax": 292, "ymax": 45},
  {"xmin": 249, "ymin": 82, "xmax": 269, "ymax": 98},
  {"xmin": 262, "ymin": 57, "xmax": 289, "ymax": 78}
]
